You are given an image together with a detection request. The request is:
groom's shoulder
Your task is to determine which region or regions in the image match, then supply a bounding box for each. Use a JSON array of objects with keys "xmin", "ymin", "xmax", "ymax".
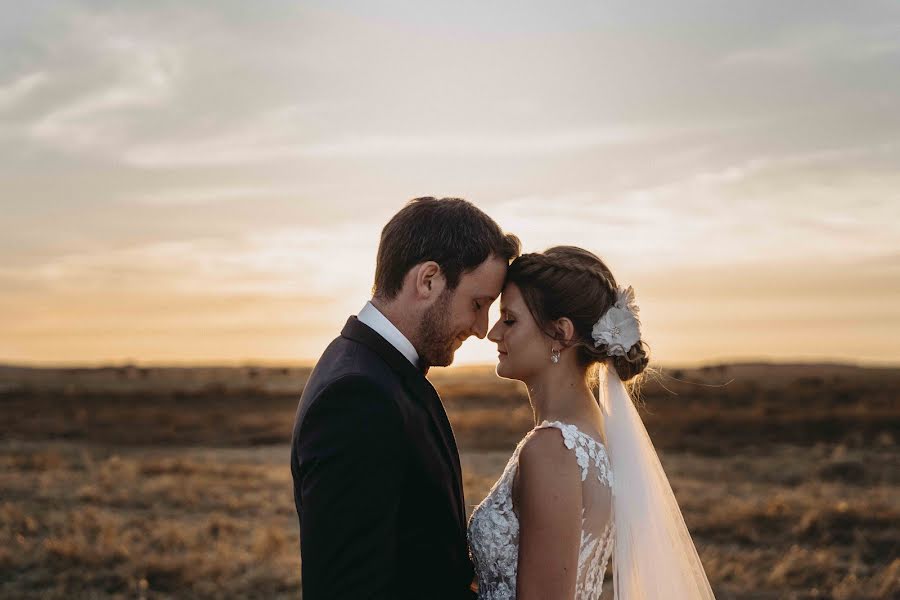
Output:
[
  {"xmin": 307, "ymin": 333, "xmax": 402, "ymax": 395},
  {"xmin": 296, "ymin": 334, "xmax": 409, "ymax": 428},
  {"xmin": 292, "ymin": 337, "xmax": 408, "ymax": 444}
]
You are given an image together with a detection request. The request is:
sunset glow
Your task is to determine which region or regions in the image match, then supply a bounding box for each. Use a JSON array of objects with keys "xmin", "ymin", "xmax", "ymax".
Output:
[{"xmin": 1, "ymin": 2, "xmax": 898, "ymax": 367}]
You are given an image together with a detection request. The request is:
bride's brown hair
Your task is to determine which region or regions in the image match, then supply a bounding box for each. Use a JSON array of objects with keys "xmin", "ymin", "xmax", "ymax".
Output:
[{"xmin": 506, "ymin": 246, "xmax": 650, "ymax": 382}]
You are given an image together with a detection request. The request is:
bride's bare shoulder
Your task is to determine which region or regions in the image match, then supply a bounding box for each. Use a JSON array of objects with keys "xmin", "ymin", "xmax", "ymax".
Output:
[
  {"xmin": 514, "ymin": 426, "xmax": 583, "ymax": 595},
  {"xmin": 517, "ymin": 427, "xmax": 582, "ymax": 488}
]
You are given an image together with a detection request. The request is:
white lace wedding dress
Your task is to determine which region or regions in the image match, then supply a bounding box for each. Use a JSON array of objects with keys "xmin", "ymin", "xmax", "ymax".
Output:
[{"xmin": 467, "ymin": 420, "xmax": 615, "ymax": 599}]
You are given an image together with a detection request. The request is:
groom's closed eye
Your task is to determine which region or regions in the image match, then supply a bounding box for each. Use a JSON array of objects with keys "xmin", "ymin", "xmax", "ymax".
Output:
[{"xmin": 473, "ymin": 296, "xmax": 495, "ymax": 312}]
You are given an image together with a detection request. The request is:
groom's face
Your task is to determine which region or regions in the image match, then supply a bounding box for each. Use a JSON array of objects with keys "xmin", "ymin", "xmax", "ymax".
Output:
[{"xmin": 417, "ymin": 255, "xmax": 507, "ymax": 367}]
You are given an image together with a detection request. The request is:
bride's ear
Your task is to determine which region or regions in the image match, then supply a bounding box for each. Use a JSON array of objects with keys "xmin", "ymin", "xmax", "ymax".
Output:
[
  {"xmin": 551, "ymin": 317, "xmax": 576, "ymax": 348},
  {"xmin": 414, "ymin": 261, "xmax": 446, "ymax": 299}
]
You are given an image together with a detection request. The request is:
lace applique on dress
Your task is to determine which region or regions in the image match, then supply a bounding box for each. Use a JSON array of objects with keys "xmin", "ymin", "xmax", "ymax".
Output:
[{"xmin": 467, "ymin": 420, "xmax": 615, "ymax": 600}]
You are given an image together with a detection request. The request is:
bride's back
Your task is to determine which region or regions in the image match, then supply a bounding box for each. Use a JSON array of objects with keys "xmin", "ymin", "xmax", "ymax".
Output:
[{"xmin": 467, "ymin": 420, "xmax": 615, "ymax": 599}]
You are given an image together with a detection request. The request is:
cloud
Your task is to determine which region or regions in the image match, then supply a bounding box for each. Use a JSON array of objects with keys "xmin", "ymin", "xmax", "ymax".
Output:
[
  {"xmin": 1, "ymin": 222, "xmax": 381, "ymax": 299},
  {"xmin": 489, "ymin": 193, "xmax": 708, "ymax": 273},
  {"xmin": 130, "ymin": 185, "xmax": 313, "ymax": 206},
  {"xmin": 121, "ymin": 123, "xmax": 690, "ymax": 168},
  {"xmin": 719, "ymin": 23, "xmax": 900, "ymax": 67},
  {"xmin": 0, "ymin": 219, "xmax": 386, "ymax": 362},
  {"xmin": 486, "ymin": 141, "xmax": 900, "ymax": 272},
  {"xmin": 28, "ymin": 36, "xmax": 180, "ymax": 152},
  {"xmin": 0, "ymin": 71, "xmax": 48, "ymax": 111},
  {"xmin": 621, "ymin": 140, "xmax": 900, "ymax": 200}
]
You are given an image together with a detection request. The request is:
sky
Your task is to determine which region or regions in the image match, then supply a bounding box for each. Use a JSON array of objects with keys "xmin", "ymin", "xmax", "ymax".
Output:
[{"xmin": 1, "ymin": 1, "xmax": 898, "ymax": 367}]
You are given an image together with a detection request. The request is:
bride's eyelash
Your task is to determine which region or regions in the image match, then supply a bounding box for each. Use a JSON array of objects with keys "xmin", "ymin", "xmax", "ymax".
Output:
[{"xmin": 503, "ymin": 319, "xmax": 515, "ymax": 326}]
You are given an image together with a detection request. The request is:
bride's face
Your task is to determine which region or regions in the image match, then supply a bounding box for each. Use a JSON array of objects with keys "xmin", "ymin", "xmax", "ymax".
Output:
[{"xmin": 488, "ymin": 282, "xmax": 552, "ymax": 381}]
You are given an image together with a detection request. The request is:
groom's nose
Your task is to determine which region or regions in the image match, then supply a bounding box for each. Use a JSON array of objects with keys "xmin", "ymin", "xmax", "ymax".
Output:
[{"xmin": 471, "ymin": 311, "xmax": 489, "ymax": 339}]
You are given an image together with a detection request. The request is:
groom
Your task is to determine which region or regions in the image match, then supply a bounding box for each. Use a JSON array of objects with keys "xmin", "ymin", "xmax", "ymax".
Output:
[{"xmin": 291, "ymin": 197, "xmax": 520, "ymax": 599}]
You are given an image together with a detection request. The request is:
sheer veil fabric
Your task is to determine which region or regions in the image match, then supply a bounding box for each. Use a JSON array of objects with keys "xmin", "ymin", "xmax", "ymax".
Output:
[{"xmin": 598, "ymin": 362, "xmax": 717, "ymax": 599}]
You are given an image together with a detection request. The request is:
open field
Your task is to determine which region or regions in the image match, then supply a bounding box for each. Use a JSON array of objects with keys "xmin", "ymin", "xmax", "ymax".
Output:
[{"xmin": 1, "ymin": 362, "xmax": 898, "ymax": 599}]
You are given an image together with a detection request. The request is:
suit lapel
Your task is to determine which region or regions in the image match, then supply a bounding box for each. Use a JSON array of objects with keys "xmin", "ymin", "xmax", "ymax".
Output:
[
  {"xmin": 420, "ymin": 375, "xmax": 467, "ymax": 528},
  {"xmin": 340, "ymin": 316, "xmax": 466, "ymax": 535}
]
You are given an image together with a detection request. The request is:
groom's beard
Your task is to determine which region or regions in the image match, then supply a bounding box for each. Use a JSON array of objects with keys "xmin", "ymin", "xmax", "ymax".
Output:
[{"xmin": 417, "ymin": 288, "xmax": 456, "ymax": 369}]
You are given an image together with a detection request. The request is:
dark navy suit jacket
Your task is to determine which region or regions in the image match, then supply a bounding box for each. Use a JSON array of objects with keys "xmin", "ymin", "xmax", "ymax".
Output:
[{"xmin": 291, "ymin": 316, "xmax": 478, "ymax": 599}]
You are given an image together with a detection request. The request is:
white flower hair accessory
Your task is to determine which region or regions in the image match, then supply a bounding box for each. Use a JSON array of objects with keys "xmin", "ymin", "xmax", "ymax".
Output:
[{"xmin": 591, "ymin": 285, "xmax": 642, "ymax": 357}]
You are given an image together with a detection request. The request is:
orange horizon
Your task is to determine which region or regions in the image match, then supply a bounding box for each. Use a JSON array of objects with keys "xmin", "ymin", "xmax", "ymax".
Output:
[{"xmin": 3, "ymin": 356, "xmax": 897, "ymax": 370}]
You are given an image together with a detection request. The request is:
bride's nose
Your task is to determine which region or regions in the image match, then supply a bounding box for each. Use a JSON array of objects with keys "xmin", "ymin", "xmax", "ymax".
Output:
[{"xmin": 487, "ymin": 320, "xmax": 502, "ymax": 343}]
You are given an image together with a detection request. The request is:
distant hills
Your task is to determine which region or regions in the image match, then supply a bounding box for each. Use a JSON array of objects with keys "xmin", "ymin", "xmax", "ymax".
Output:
[{"xmin": 0, "ymin": 361, "xmax": 895, "ymax": 395}]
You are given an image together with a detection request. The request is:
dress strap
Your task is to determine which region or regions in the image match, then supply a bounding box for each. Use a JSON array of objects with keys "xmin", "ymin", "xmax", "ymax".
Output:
[{"xmin": 532, "ymin": 420, "xmax": 614, "ymax": 487}]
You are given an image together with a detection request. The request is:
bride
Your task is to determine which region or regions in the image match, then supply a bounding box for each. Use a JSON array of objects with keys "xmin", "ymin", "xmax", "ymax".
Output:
[{"xmin": 466, "ymin": 246, "xmax": 716, "ymax": 599}]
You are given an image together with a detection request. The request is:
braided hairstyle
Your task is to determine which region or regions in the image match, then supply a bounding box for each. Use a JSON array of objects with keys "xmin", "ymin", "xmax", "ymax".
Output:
[{"xmin": 506, "ymin": 246, "xmax": 650, "ymax": 382}]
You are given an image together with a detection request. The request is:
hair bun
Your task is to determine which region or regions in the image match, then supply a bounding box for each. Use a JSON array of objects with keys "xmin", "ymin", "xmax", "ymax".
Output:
[
  {"xmin": 507, "ymin": 246, "xmax": 650, "ymax": 383},
  {"xmin": 610, "ymin": 340, "xmax": 650, "ymax": 382}
]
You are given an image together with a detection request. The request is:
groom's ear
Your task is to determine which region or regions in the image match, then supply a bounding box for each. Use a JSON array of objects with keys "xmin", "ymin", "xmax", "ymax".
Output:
[{"xmin": 413, "ymin": 261, "xmax": 446, "ymax": 299}]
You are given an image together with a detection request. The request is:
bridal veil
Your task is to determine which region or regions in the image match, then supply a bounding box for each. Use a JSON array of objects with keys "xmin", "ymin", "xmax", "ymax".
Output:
[{"xmin": 598, "ymin": 363, "xmax": 717, "ymax": 599}]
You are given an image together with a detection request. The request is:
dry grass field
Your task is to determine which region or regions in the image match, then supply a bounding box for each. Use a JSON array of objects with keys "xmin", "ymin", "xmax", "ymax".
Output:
[{"xmin": 1, "ymin": 362, "xmax": 898, "ymax": 599}]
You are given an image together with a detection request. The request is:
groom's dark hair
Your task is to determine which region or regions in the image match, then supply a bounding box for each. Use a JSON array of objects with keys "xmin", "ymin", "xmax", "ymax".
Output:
[{"xmin": 373, "ymin": 197, "xmax": 520, "ymax": 301}]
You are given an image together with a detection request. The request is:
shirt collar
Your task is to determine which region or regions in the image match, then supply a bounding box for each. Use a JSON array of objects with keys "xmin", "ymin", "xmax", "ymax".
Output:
[{"xmin": 357, "ymin": 301, "xmax": 420, "ymax": 368}]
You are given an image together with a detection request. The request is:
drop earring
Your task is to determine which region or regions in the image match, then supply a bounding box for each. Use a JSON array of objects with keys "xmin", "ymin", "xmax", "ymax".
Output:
[{"xmin": 550, "ymin": 347, "xmax": 560, "ymax": 363}]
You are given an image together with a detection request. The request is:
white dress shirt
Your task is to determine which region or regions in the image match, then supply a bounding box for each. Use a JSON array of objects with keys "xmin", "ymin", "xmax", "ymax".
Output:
[{"xmin": 357, "ymin": 301, "xmax": 420, "ymax": 368}]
